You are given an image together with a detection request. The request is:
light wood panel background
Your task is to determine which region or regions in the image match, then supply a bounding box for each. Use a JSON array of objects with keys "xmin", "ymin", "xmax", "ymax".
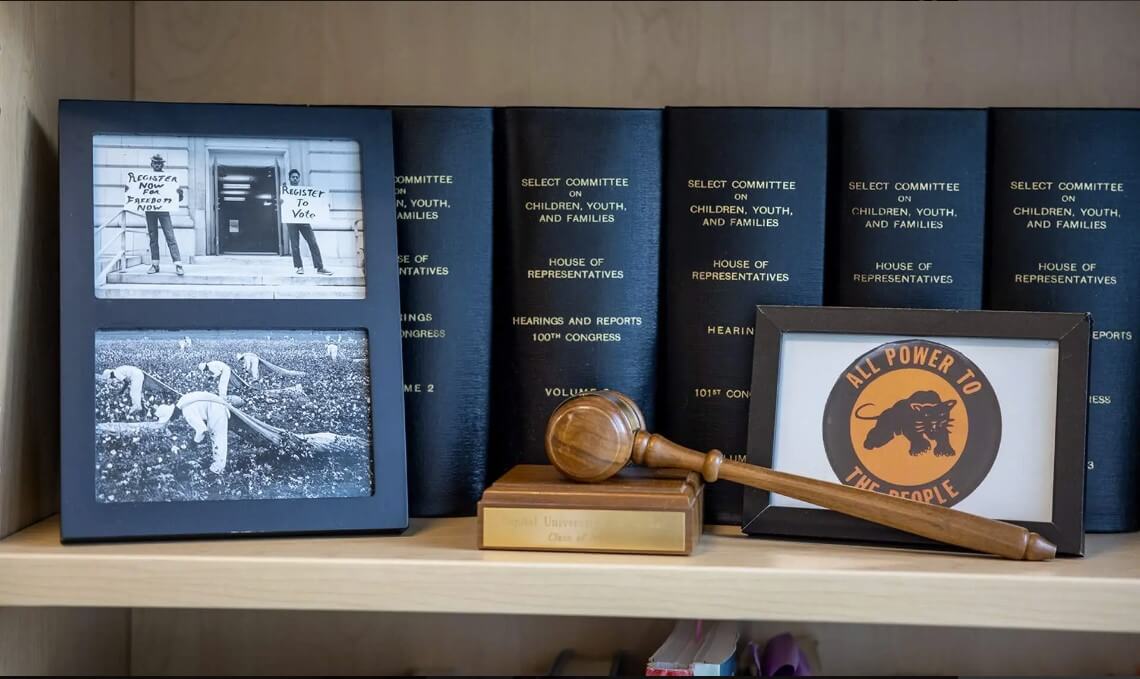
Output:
[
  {"xmin": 134, "ymin": 1, "xmax": 1140, "ymax": 107},
  {"xmin": 0, "ymin": 608, "xmax": 128, "ymax": 676},
  {"xmin": 0, "ymin": 1, "xmax": 131, "ymax": 540},
  {"xmin": 0, "ymin": 2, "xmax": 131, "ymax": 672},
  {"xmin": 131, "ymin": 610, "xmax": 671, "ymax": 676},
  {"xmin": 129, "ymin": 610, "xmax": 1140, "ymax": 676}
]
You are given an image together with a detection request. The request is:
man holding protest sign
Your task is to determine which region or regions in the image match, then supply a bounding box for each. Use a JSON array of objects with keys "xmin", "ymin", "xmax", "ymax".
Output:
[
  {"xmin": 281, "ymin": 169, "xmax": 333, "ymax": 276},
  {"xmin": 124, "ymin": 154, "xmax": 185, "ymax": 276}
]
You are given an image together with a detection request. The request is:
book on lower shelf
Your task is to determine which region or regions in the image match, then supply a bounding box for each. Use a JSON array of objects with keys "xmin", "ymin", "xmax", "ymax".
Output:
[{"xmin": 647, "ymin": 620, "xmax": 739, "ymax": 676}]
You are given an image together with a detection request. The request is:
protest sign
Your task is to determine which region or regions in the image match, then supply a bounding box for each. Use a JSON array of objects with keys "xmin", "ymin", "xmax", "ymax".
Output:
[
  {"xmin": 280, "ymin": 184, "xmax": 331, "ymax": 224},
  {"xmin": 124, "ymin": 171, "xmax": 180, "ymax": 212}
]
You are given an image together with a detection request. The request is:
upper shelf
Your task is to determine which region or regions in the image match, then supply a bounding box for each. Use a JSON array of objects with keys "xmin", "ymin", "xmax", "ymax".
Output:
[{"xmin": 0, "ymin": 516, "xmax": 1137, "ymax": 632}]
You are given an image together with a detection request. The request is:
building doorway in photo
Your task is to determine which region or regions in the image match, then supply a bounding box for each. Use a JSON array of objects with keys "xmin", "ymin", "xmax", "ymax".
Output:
[
  {"xmin": 217, "ymin": 165, "xmax": 280, "ymax": 254},
  {"xmin": 92, "ymin": 132, "xmax": 365, "ymax": 300}
]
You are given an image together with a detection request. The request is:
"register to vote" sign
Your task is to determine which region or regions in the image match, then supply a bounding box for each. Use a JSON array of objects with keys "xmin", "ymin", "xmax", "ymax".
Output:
[{"xmin": 280, "ymin": 184, "xmax": 331, "ymax": 224}]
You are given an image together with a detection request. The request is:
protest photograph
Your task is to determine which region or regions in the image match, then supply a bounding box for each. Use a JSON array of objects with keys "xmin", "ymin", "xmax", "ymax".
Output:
[
  {"xmin": 94, "ymin": 329, "xmax": 373, "ymax": 503},
  {"xmin": 92, "ymin": 134, "xmax": 366, "ymax": 299}
]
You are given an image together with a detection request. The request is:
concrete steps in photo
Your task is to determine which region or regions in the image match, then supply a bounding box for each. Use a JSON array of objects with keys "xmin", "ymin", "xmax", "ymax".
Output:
[
  {"xmin": 188, "ymin": 255, "xmax": 361, "ymax": 268},
  {"xmin": 96, "ymin": 283, "xmax": 365, "ymax": 299},
  {"xmin": 97, "ymin": 254, "xmax": 143, "ymax": 273},
  {"xmin": 97, "ymin": 254, "xmax": 365, "ymax": 298},
  {"xmin": 106, "ymin": 268, "xmax": 364, "ymax": 287}
]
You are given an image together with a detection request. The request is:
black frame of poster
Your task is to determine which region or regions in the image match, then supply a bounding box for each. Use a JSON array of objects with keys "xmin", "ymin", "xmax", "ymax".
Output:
[
  {"xmin": 742, "ymin": 305, "xmax": 1088, "ymax": 556},
  {"xmin": 59, "ymin": 100, "xmax": 407, "ymax": 541}
]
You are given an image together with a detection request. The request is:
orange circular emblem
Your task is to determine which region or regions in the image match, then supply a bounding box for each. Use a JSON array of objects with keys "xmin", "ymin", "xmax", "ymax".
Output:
[{"xmin": 823, "ymin": 339, "xmax": 1001, "ymax": 507}]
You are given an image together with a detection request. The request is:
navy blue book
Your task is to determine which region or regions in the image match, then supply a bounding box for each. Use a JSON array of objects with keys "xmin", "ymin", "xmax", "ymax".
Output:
[
  {"xmin": 392, "ymin": 108, "xmax": 494, "ymax": 517},
  {"xmin": 494, "ymin": 108, "xmax": 662, "ymax": 466},
  {"xmin": 988, "ymin": 109, "xmax": 1140, "ymax": 533},
  {"xmin": 832, "ymin": 109, "xmax": 987, "ymax": 309},
  {"xmin": 661, "ymin": 107, "xmax": 828, "ymax": 525}
]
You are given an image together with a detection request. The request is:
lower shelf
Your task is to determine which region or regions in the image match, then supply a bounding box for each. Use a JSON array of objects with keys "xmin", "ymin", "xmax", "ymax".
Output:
[{"xmin": 0, "ymin": 516, "xmax": 1137, "ymax": 632}]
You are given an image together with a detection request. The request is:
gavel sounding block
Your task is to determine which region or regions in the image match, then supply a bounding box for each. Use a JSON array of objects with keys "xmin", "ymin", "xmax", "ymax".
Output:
[{"xmin": 477, "ymin": 465, "xmax": 704, "ymax": 555}]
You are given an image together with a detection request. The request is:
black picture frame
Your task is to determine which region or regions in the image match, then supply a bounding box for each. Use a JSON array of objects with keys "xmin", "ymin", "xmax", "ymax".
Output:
[
  {"xmin": 743, "ymin": 305, "xmax": 1088, "ymax": 556},
  {"xmin": 59, "ymin": 100, "xmax": 408, "ymax": 541}
]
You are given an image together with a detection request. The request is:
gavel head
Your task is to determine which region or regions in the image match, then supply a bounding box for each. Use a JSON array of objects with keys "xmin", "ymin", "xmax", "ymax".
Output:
[{"xmin": 544, "ymin": 390, "xmax": 646, "ymax": 482}]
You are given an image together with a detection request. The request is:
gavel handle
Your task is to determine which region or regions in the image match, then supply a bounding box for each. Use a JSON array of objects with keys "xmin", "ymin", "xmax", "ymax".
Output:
[{"xmin": 632, "ymin": 432, "xmax": 1056, "ymax": 561}]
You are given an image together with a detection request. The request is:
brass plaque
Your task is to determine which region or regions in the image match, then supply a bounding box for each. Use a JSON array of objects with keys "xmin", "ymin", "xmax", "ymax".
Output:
[{"xmin": 481, "ymin": 507, "xmax": 687, "ymax": 553}]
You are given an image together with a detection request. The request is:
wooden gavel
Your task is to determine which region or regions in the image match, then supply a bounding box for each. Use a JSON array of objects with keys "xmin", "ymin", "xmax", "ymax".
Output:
[{"xmin": 544, "ymin": 390, "xmax": 1056, "ymax": 560}]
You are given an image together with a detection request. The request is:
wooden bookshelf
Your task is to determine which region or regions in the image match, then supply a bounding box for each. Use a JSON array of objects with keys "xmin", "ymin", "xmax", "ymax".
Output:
[
  {"xmin": 4, "ymin": 1, "xmax": 1140, "ymax": 674},
  {"xmin": 1, "ymin": 515, "xmax": 1137, "ymax": 633}
]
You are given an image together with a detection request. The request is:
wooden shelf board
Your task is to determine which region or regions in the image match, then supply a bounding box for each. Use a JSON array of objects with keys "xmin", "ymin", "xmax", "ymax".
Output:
[{"xmin": 0, "ymin": 516, "xmax": 1137, "ymax": 632}]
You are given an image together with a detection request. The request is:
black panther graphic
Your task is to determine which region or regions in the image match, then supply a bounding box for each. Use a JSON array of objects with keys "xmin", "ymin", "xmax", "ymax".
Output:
[
  {"xmin": 855, "ymin": 390, "xmax": 957, "ymax": 457},
  {"xmin": 823, "ymin": 339, "xmax": 1001, "ymax": 510}
]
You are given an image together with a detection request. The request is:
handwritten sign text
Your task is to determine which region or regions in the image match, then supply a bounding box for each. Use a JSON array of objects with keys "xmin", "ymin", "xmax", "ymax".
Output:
[
  {"xmin": 280, "ymin": 184, "xmax": 331, "ymax": 224},
  {"xmin": 124, "ymin": 172, "xmax": 180, "ymax": 212}
]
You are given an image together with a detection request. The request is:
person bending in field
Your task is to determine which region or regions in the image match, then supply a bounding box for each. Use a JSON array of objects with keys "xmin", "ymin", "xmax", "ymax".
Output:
[
  {"xmin": 235, "ymin": 352, "xmax": 260, "ymax": 381},
  {"xmin": 101, "ymin": 365, "xmax": 146, "ymax": 413},
  {"xmin": 157, "ymin": 392, "xmax": 231, "ymax": 474},
  {"xmin": 198, "ymin": 360, "xmax": 232, "ymax": 398}
]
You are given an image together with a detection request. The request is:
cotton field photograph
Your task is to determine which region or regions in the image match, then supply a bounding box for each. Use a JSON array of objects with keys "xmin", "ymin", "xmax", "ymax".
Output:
[
  {"xmin": 95, "ymin": 329, "xmax": 373, "ymax": 503},
  {"xmin": 92, "ymin": 133, "xmax": 366, "ymax": 300}
]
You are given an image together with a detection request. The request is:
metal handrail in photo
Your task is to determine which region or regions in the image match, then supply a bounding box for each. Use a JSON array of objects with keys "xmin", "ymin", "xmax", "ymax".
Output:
[
  {"xmin": 94, "ymin": 207, "xmax": 198, "ymax": 287},
  {"xmin": 94, "ymin": 208, "xmax": 147, "ymax": 288}
]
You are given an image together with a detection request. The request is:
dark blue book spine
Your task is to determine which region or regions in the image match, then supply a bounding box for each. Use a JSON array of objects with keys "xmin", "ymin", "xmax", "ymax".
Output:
[
  {"xmin": 495, "ymin": 108, "xmax": 662, "ymax": 465},
  {"xmin": 661, "ymin": 108, "xmax": 828, "ymax": 525},
  {"xmin": 393, "ymin": 108, "xmax": 493, "ymax": 517},
  {"xmin": 833, "ymin": 109, "xmax": 986, "ymax": 309},
  {"xmin": 988, "ymin": 109, "xmax": 1140, "ymax": 533}
]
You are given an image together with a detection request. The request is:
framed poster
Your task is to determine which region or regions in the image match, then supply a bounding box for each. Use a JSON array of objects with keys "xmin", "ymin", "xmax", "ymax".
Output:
[
  {"xmin": 743, "ymin": 306, "xmax": 1088, "ymax": 555},
  {"xmin": 60, "ymin": 100, "xmax": 407, "ymax": 541}
]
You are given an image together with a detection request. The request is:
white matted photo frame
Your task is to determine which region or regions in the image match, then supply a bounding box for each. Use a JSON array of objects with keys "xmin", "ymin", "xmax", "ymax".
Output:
[
  {"xmin": 743, "ymin": 306, "xmax": 1088, "ymax": 556},
  {"xmin": 59, "ymin": 100, "xmax": 407, "ymax": 542}
]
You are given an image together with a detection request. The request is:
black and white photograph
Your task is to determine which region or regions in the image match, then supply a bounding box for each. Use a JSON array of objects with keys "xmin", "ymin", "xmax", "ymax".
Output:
[
  {"xmin": 93, "ymin": 134, "xmax": 366, "ymax": 299},
  {"xmin": 95, "ymin": 329, "xmax": 373, "ymax": 504},
  {"xmin": 61, "ymin": 101, "xmax": 405, "ymax": 541}
]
